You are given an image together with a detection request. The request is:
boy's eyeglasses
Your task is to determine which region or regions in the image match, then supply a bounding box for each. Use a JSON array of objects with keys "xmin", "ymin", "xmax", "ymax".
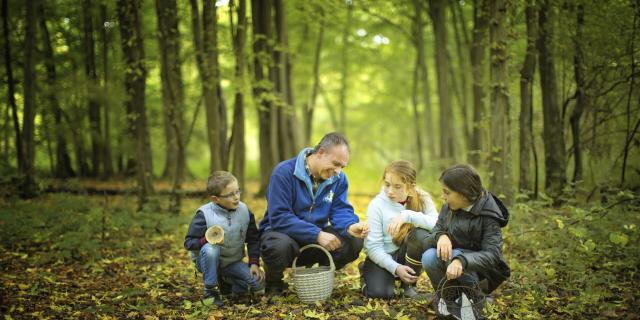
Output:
[{"xmin": 218, "ymin": 189, "xmax": 242, "ymax": 198}]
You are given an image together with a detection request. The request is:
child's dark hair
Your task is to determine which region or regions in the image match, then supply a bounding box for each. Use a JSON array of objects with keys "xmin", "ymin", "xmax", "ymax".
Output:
[
  {"xmin": 439, "ymin": 164, "xmax": 484, "ymax": 202},
  {"xmin": 207, "ymin": 171, "xmax": 237, "ymax": 196}
]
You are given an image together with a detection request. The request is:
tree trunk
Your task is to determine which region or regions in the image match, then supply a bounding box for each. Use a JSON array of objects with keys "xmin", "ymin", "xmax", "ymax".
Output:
[
  {"xmin": 83, "ymin": 0, "xmax": 102, "ymax": 177},
  {"xmin": 229, "ymin": 0, "xmax": 246, "ymax": 190},
  {"xmin": 3, "ymin": 0, "xmax": 23, "ymax": 173},
  {"xmin": 40, "ymin": 4, "xmax": 74, "ymax": 178},
  {"xmin": 450, "ymin": 0, "xmax": 471, "ymax": 151},
  {"xmin": 156, "ymin": 0, "xmax": 186, "ymax": 212},
  {"xmin": 519, "ymin": 1, "xmax": 537, "ymax": 194},
  {"xmin": 620, "ymin": 3, "xmax": 639, "ymax": 186},
  {"xmin": 414, "ymin": 0, "xmax": 435, "ymax": 158},
  {"xmin": 469, "ymin": 0, "xmax": 489, "ymax": 167},
  {"xmin": 339, "ymin": 2, "xmax": 352, "ymax": 135},
  {"xmin": 538, "ymin": 0, "xmax": 567, "ymax": 198},
  {"xmin": 411, "ymin": 0, "xmax": 425, "ymax": 171},
  {"xmin": 305, "ymin": 5, "xmax": 324, "ymax": 146},
  {"xmin": 100, "ymin": 4, "xmax": 114, "ymax": 177},
  {"xmin": 274, "ymin": 0, "xmax": 299, "ymax": 160},
  {"xmin": 570, "ymin": 3, "xmax": 587, "ymax": 184},
  {"xmin": 429, "ymin": 0, "xmax": 454, "ymax": 159},
  {"xmin": 252, "ymin": 0, "xmax": 277, "ymax": 195},
  {"xmin": 118, "ymin": 0, "xmax": 154, "ymax": 208},
  {"xmin": 21, "ymin": 0, "xmax": 37, "ymax": 197},
  {"xmin": 190, "ymin": 0, "xmax": 223, "ymax": 173},
  {"xmin": 488, "ymin": 0, "xmax": 512, "ymax": 200}
]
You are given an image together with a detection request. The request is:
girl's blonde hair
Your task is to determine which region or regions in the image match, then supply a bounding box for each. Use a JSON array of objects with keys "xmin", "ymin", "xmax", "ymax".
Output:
[{"xmin": 383, "ymin": 160, "xmax": 428, "ymax": 212}]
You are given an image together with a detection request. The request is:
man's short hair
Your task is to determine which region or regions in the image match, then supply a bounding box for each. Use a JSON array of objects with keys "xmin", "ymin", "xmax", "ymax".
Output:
[
  {"xmin": 207, "ymin": 171, "xmax": 237, "ymax": 196},
  {"xmin": 312, "ymin": 132, "xmax": 350, "ymax": 153}
]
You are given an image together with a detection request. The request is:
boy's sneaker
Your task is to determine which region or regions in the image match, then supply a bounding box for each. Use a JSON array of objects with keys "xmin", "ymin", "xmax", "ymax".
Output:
[{"xmin": 203, "ymin": 288, "xmax": 225, "ymax": 307}]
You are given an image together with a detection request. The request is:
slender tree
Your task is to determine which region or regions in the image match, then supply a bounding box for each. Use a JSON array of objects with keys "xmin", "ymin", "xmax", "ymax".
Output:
[
  {"xmin": 488, "ymin": 0, "xmax": 512, "ymax": 200},
  {"xmin": 2, "ymin": 0, "xmax": 23, "ymax": 173},
  {"xmin": 305, "ymin": 5, "xmax": 324, "ymax": 146},
  {"xmin": 40, "ymin": 3, "xmax": 74, "ymax": 178},
  {"xmin": 339, "ymin": 2, "xmax": 352, "ymax": 135},
  {"xmin": 156, "ymin": 0, "xmax": 186, "ymax": 212},
  {"xmin": 538, "ymin": 0, "xmax": 567, "ymax": 198},
  {"xmin": 83, "ymin": 0, "xmax": 102, "ymax": 176},
  {"xmin": 118, "ymin": 0, "xmax": 154, "ymax": 207},
  {"xmin": 252, "ymin": 0, "xmax": 277, "ymax": 194},
  {"xmin": 620, "ymin": 1, "xmax": 639, "ymax": 186},
  {"xmin": 429, "ymin": 0, "xmax": 454, "ymax": 159},
  {"xmin": 469, "ymin": 0, "xmax": 489, "ymax": 166},
  {"xmin": 413, "ymin": 0, "xmax": 436, "ymax": 159},
  {"xmin": 519, "ymin": 1, "xmax": 537, "ymax": 195},
  {"xmin": 450, "ymin": 0, "xmax": 471, "ymax": 149},
  {"xmin": 411, "ymin": 0, "xmax": 426, "ymax": 170},
  {"xmin": 100, "ymin": 4, "xmax": 114, "ymax": 177},
  {"xmin": 21, "ymin": 0, "xmax": 37, "ymax": 197},
  {"xmin": 570, "ymin": 2, "xmax": 587, "ymax": 184},
  {"xmin": 190, "ymin": 0, "xmax": 223, "ymax": 173},
  {"xmin": 228, "ymin": 0, "xmax": 247, "ymax": 189}
]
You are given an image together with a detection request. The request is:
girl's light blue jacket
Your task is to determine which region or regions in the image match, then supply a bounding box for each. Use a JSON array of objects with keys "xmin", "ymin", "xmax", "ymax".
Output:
[{"xmin": 364, "ymin": 189, "xmax": 438, "ymax": 274}]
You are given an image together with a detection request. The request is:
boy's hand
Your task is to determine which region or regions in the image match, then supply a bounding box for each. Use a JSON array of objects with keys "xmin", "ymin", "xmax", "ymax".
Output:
[
  {"xmin": 250, "ymin": 264, "xmax": 264, "ymax": 282},
  {"xmin": 348, "ymin": 222, "xmax": 369, "ymax": 238}
]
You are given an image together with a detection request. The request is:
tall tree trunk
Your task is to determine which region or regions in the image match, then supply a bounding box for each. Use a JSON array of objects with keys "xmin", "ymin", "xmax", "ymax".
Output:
[
  {"xmin": 429, "ymin": 0, "xmax": 454, "ymax": 159},
  {"xmin": 450, "ymin": 0, "xmax": 471, "ymax": 151},
  {"xmin": 83, "ymin": 0, "xmax": 102, "ymax": 177},
  {"xmin": 305, "ymin": 5, "xmax": 324, "ymax": 146},
  {"xmin": 252, "ymin": 0, "xmax": 277, "ymax": 195},
  {"xmin": 414, "ymin": 0, "xmax": 435, "ymax": 158},
  {"xmin": 469, "ymin": 0, "xmax": 489, "ymax": 166},
  {"xmin": 620, "ymin": 2, "xmax": 639, "ymax": 186},
  {"xmin": 3, "ymin": 0, "xmax": 23, "ymax": 173},
  {"xmin": 519, "ymin": 1, "xmax": 537, "ymax": 194},
  {"xmin": 488, "ymin": 0, "xmax": 512, "ymax": 200},
  {"xmin": 156, "ymin": 0, "xmax": 186, "ymax": 212},
  {"xmin": 411, "ymin": 0, "xmax": 425, "ymax": 171},
  {"xmin": 100, "ymin": 4, "xmax": 114, "ymax": 177},
  {"xmin": 40, "ymin": 4, "xmax": 74, "ymax": 178},
  {"xmin": 570, "ymin": 2, "xmax": 587, "ymax": 184},
  {"xmin": 274, "ymin": 0, "xmax": 299, "ymax": 160},
  {"xmin": 339, "ymin": 2, "xmax": 352, "ymax": 135},
  {"xmin": 538, "ymin": 0, "xmax": 566, "ymax": 198},
  {"xmin": 229, "ymin": 0, "xmax": 246, "ymax": 190},
  {"xmin": 118, "ymin": 0, "xmax": 154, "ymax": 208},
  {"xmin": 21, "ymin": 0, "xmax": 37, "ymax": 197},
  {"xmin": 190, "ymin": 0, "xmax": 222, "ymax": 173}
]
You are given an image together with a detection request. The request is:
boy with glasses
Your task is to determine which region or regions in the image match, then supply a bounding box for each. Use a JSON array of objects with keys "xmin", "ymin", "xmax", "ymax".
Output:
[{"xmin": 184, "ymin": 171, "xmax": 264, "ymax": 307}]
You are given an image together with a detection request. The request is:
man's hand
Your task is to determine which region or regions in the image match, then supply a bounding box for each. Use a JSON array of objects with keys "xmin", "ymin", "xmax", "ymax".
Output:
[
  {"xmin": 446, "ymin": 259, "xmax": 464, "ymax": 280},
  {"xmin": 317, "ymin": 231, "xmax": 342, "ymax": 251},
  {"xmin": 348, "ymin": 222, "xmax": 370, "ymax": 238},
  {"xmin": 250, "ymin": 264, "xmax": 264, "ymax": 282},
  {"xmin": 395, "ymin": 265, "xmax": 418, "ymax": 284},
  {"xmin": 437, "ymin": 234, "xmax": 453, "ymax": 262}
]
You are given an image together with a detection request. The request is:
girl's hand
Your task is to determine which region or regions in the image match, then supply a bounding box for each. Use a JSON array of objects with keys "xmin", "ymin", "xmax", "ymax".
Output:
[
  {"xmin": 250, "ymin": 264, "xmax": 264, "ymax": 282},
  {"xmin": 386, "ymin": 215, "xmax": 406, "ymax": 237},
  {"xmin": 446, "ymin": 259, "xmax": 464, "ymax": 279},
  {"xmin": 437, "ymin": 234, "xmax": 453, "ymax": 261},
  {"xmin": 395, "ymin": 265, "xmax": 418, "ymax": 284}
]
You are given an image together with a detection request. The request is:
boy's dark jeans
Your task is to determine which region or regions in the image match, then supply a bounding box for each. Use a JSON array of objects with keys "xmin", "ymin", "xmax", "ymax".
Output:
[{"xmin": 260, "ymin": 226, "xmax": 363, "ymax": 289}]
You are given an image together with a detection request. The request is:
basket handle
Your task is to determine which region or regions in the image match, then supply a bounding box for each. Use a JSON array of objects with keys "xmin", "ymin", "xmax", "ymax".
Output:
[
  {"xmin": 437, "ymin": 277, "xmax": 481, "ymax": 291},
  {"xmin": 292, "ymin": 244, "xmax": 336, "ymax": 272}
]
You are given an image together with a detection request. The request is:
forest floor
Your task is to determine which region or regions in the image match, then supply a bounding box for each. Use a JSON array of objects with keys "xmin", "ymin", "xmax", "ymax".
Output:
[{"xmin": 1, "ymin": 180, "xmax": 639, "ymax": 319}]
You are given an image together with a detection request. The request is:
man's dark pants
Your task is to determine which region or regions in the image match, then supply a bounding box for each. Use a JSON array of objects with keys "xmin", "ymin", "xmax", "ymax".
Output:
[{"xmin": 260, "ymin": 226, "xmax": 363, "ymax": 290}]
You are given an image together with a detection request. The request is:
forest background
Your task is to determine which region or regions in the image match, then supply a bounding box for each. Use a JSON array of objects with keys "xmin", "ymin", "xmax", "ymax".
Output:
[{"xmin": 1, "ymin": 0, "xmax": 639, "ymax": 319}]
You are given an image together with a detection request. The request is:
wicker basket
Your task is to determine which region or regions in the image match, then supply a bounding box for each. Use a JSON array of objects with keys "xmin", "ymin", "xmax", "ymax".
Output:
[
  {"xmin": 292, "ymin": 244, "xmax": 335, "ymax": 303},
  {"xmin": 433, "ymin": 278, "xmax": 486, "ymax": 319}
]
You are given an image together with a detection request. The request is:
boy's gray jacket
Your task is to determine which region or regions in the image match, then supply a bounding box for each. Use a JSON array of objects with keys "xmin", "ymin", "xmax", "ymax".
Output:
[{"xmin": 185, "ymin": 202, "xmax": 259, "ymax": 268}]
